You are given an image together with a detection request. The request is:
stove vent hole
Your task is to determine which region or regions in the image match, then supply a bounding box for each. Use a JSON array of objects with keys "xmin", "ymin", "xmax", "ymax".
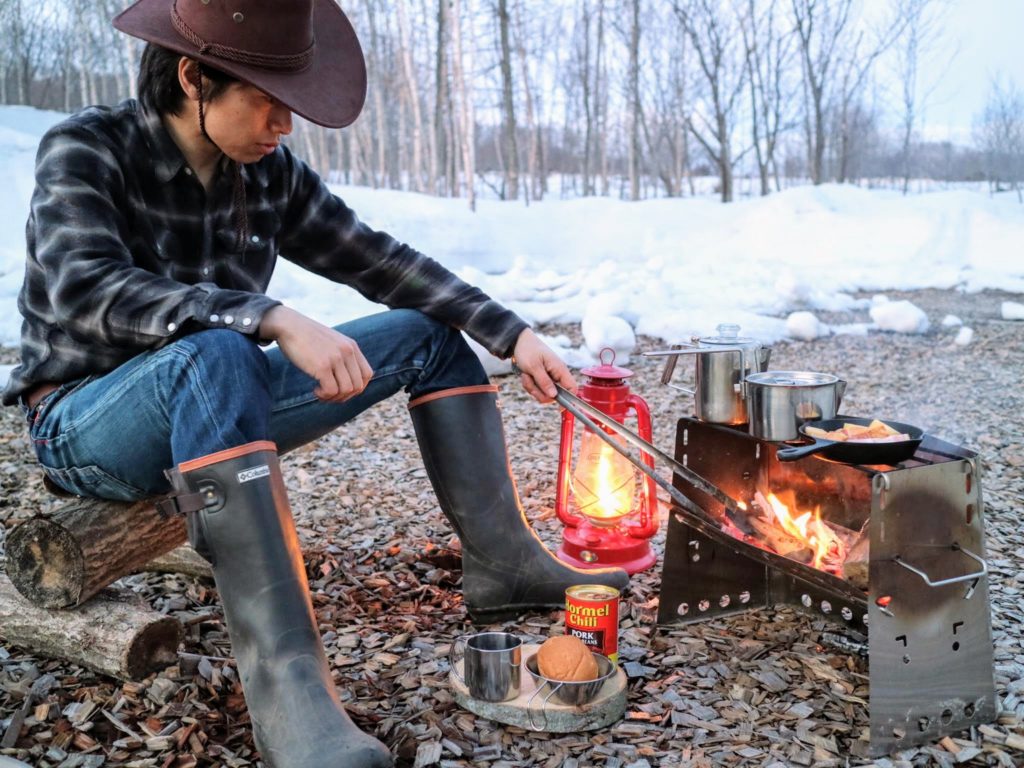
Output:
[
  {"xmin": 698, "ymin": 599, "xmax": 710, "ymax": 612},
  {"xmin": 917, "ymin": 716, "xmax": 930, "ymax": 732},
  {"xmin": 739, "ymin": 591, "xmax": 751, "ymax": 604},
  {"xmin": 841, "ymin": 607, "xmax": 853, "ymax": 621},
  {"xmin": 892, "ymin": 727, "xmax": 906, "ymax": 740},
  {"xmin": 801, "ymin": 594, "xmax": 812, "ymax": 607},
  {"xmin": 677, "ymin": 602, "xmax": 689, "ymax": 616},
  {"xmin": 952, "ymin": 641, "xmax": 961, "ymax": 651},
  {"xmin": 940, "ymin": 708, "xmax": 954, "ymax": 725},
  {"xmin": 820, "ymin": 600, "xmax": 832, "ymax": 614},
  {"xmin": 965, "ymin": 473, "xmax": 972, "ymax": 495},
  {"xmin": 966, "ymin": 503, "xmax": 975, "ymax": 524},
  {"xmin": 964, "ymin": 702, "xmax": 976, "ymax": 718},
  {"xmin": 719, "ymin": 595, "xmax": 730, "ymax": 608}
]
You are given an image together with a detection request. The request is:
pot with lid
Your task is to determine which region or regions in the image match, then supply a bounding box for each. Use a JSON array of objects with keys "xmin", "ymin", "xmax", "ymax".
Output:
[
  {"xmin": 645, "ymin": 324, "xmax": 771, "ymax": 425},
  {"xmin": 744, "ymin": 370, "xmax": 847, "ymax": 442}
]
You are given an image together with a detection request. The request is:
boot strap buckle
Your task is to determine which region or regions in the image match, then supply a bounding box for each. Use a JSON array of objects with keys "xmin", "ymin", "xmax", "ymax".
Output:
[{"xmin": 155, "ymin": 491, "xmax": 210, "ymax": 518}]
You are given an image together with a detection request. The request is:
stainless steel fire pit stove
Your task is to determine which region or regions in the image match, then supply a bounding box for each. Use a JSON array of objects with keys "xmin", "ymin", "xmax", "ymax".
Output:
[{"xmin": 657, "ymin": 417, "xmax": 997, "ymax": 757}]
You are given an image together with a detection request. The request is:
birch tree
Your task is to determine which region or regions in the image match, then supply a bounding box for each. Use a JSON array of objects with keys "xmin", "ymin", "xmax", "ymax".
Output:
[{"xmin": 673, "ymin": 0, "xmax": 749, "ymax": 202}]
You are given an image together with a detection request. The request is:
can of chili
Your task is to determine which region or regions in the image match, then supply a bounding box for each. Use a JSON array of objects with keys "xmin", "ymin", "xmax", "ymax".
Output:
[{"xmin": 565, "ymin": 584, "xmax": 620, "ymax": 663}]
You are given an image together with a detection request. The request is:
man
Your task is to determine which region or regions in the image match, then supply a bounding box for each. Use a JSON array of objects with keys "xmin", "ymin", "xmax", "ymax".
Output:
[{"xmin": 2, "ymin": 1, "xmax": 628, "ymax": 766}]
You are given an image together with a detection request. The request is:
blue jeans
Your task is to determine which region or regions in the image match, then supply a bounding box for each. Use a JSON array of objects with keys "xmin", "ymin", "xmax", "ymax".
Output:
[{"xmin": 25, "ymin": 309, "xmax": 488, "ymax": 501}]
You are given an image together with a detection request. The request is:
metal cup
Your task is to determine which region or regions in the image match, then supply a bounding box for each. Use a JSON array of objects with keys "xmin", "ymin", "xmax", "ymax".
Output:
[{"xmin": 450, "ymin": 632, "xmax": 522, "ymax": 702}]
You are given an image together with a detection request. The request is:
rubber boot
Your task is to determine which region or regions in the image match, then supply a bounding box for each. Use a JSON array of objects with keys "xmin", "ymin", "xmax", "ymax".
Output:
[
  {"xmin": 409, "ymin": 385, "xmax": 630, "ymax": 621},
  {"xmin": 169, "ymin": 441, "xmax": 392, "ymax": 768}
]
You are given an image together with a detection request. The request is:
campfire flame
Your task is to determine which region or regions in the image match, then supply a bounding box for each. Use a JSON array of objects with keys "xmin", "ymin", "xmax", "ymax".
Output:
[
  {"xmin": 571, "ymin": 430, "xmax": 637, "ymax": 524},
  {"xmin": 754, "ymin": 490, "xmax": 848, "ymax": 572}
]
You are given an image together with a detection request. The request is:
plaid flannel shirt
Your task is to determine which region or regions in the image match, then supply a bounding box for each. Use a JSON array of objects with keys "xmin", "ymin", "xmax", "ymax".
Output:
[{"xmin": 2, "ymin": 99, "xmax": 528, "ymax": 406}]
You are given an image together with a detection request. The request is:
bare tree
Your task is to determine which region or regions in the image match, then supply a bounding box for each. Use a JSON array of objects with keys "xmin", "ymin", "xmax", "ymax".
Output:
[
  {"xmin": 892, "ymin": 0, "xmax": 948, "ymax": 194},
  {"xmin": 396, "ymin": 0, "xmax": 426, "ymax": 192},
  {"xmin": 975, "ymin": 76, "xmax": 1024, "ymax": 202},
  {"xmin": 791, "ymin": 0, "xmax": 853, "ymax": 185},
  {"xmin": 673, "ymin": 0, "xmax": 749, "ymax": 202},
  {"xmin": 623, "ymin": 0, "xmax": 642, "ymax": 201},
  {"xmin": 451, "ymin": 0, "xmax": 477, "ymax": 209},
  {"xmin": 495, "ymin": 0, "xmax": 520, "ymax": 200},
  {"xmin": 738, "ymin": 0, "xmax": 795, "ymax": 195}
]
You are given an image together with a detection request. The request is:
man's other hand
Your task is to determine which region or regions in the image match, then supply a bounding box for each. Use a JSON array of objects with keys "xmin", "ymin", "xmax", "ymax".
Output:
[
  {"xmin": 511, "ymin": 328, "xmax": 577, "ymax": 404},
  {"xmin": 260, "ymin": 306, "xmax": 373, "ymax": 402}
]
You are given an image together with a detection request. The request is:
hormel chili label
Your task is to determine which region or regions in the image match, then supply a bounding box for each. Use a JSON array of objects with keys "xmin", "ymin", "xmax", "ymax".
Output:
[{"xmin": 565, "ymin": 584, "xmax": 619, "ymax": 663}]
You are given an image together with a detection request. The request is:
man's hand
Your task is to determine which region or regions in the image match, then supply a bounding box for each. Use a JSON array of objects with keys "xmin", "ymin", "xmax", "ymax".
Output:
[
  {"xmin": 260, "ymin": 306, "xmax": 373, "ymax": 402},
  {"xmin": 512, "ymin": 328, "xmax": 576, "ymax": 404}
]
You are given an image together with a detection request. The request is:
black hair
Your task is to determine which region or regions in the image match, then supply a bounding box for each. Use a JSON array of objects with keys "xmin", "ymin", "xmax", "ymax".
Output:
[{"xmin": 137, "ymin": 42, "xmax": 239, "ymax": 115}]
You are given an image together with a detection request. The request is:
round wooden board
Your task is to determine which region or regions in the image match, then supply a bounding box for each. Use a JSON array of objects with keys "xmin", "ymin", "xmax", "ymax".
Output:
[{"xmin": 450, "ymin": 643, "xmax": 628, "ymax": 733}]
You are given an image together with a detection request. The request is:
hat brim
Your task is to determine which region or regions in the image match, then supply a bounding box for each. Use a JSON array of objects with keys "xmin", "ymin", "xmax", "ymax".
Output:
[{"xmin": 113, "ymin": 0, "xmax": 366, "ymax": 129}]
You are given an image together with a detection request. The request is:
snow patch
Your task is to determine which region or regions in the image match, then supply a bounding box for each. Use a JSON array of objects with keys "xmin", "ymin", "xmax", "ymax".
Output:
[
  {"xmin": 1002, "ymin": 301, "xmax": 1024, "ymax": 321},
  {"xmin": 869, "ymin": 300, "xmax": 930, "ymax": 334}
]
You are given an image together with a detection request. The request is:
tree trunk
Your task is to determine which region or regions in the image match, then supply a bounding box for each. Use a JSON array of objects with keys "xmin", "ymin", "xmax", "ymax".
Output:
[
  {"xmin": 497, "ymin": 0, "xmax": 519, "ymax": 200},
  {"xmin": 397, "ymin": 0, "xmax": 425, "ymax": 192},
  {"xmin": 627, "ymin": 0, "xmax": 641, "ymax": 201},
  {"xmin": 5, "ymin": 498, "xmax": 187, "ymax": 609},
  {"xmin": 451, "ymin": 0, "xmax": 475, "ymax": 210},
  {"xmin": 0, "ymin": 576, "xmax": 182, "ymax": 681},
  {"xmin": 513, "ymin": 0, "xmax": 536, "ymax": 204}
]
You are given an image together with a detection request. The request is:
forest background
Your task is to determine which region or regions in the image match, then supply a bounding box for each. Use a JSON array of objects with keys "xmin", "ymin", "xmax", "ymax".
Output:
[{"xmin": 1, "ymin": 0, "xmax": 1022, "ymax": 210}]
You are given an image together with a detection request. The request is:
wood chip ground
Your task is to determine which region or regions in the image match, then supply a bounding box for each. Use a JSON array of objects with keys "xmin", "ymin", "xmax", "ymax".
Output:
[{"xmin": 1, "ymin": 288, "xmax": 1022, "ymax": 767}]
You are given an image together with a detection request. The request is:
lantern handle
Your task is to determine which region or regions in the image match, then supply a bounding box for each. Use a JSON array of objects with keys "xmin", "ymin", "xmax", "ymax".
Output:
[{"xmin": 553, "ymin": 386, "xmax": 754, "ymax": 536}]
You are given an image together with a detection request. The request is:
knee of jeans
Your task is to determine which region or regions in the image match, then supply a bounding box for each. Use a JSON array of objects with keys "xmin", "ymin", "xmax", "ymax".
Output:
[
  {"xmin": 394, "ymin": 309, "xmax": 470, "ymax": 351},
  {"xmin": 174, "ymin": 329, "xmax": 270, "ymax": 386}
]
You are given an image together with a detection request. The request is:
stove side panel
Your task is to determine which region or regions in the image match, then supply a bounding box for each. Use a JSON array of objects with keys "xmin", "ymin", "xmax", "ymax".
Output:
[{"xmin": 868, "ymin": 457, "xmax": 997, "ymax": 756}]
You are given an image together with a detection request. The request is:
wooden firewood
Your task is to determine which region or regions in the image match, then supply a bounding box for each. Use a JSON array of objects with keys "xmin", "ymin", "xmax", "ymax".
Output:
[
  {"xmin": 0, "ymin": 576, "xmax": 181, "ymax": 681},
  {"xmin": 5, "ymin": 497, "xmax": 187, "ymax": 608},
  {"xmin": 842, "ymin": 527, "xmax": 870, "ymax": 591},
  {"xmin": 142, "ymin": 545, "xmax": 212, "ymax": 579}
]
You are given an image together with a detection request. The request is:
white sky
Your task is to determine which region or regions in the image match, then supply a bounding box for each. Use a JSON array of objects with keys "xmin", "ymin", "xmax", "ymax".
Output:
[{"xmin": 920, "ymin": 0, "xmax": 1024, "ymax": 141}]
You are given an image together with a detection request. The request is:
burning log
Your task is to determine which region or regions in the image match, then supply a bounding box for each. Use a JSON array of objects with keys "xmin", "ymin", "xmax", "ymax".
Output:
[
  {"xmin": 0, "ymin": 575, "xmax": 181, "ymax": 681},
  {"xmin": 5, "ymin": 498, "xmax": 187, "ymax": 608},
  {"xmin": 842, "ymin": 526, "xmax": 870, "ymax": 591}
]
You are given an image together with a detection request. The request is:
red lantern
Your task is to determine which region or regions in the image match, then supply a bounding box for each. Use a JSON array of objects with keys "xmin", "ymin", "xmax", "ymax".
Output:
[{"xmin": 555, "ymin": 349, "xmax": 659, "ymax": 573}]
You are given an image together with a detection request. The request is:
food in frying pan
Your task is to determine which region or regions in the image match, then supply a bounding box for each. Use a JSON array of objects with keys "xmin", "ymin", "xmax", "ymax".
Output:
[{"xmin": 805, "ymin": 419, "xmax": 910, "ymax": 443}]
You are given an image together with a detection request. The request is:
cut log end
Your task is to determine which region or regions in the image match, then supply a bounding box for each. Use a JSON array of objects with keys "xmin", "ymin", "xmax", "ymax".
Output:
[
  {"xmin": 125, "ymin": 617, "xmax": 184, "ymax": 680},
  {"xmin": 6, "ymin": 517, "xmax": 85, "ymax": 608}
]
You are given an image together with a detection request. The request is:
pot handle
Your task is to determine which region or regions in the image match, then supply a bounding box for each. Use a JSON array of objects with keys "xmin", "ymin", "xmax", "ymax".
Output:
[
  {"xmin": 775, "ymin": 439, "xmax": 834, "ymax": 462},
  {"xmin": 835, "ymin": 379, "xmax": 847, "ymax": 411},
  {"xmin": 644, "ymin": 345, "xmax": 697, "ymax": 396}
]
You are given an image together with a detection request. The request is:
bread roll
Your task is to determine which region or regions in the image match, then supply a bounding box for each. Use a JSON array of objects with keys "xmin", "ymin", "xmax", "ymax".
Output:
[{"xmin": 537, "ymin": 635, "xmax": 599, "ymax": 682}]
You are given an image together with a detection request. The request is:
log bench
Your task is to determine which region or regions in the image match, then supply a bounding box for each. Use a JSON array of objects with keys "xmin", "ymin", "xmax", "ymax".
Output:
[{"xmin": 1, "ymin": 496, "xmax": 212, "ymax": 681}]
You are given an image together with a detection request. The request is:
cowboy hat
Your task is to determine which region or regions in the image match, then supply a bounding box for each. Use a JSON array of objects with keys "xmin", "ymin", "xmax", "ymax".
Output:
[{"xmin": 113, "ymin": 0, "xmax": 366, "ymax": 128}]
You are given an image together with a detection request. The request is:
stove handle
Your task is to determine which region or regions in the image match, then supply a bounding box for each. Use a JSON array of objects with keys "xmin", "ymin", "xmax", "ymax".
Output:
[{"xmin": 892, "ymin": 544, "xmax": 987, "ymax": 588}]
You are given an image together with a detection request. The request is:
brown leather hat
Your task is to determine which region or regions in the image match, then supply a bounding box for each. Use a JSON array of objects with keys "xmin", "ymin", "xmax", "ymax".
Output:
[{"xmin": 113, "ymin": 0, "xmax": 366, "ymax": 128}]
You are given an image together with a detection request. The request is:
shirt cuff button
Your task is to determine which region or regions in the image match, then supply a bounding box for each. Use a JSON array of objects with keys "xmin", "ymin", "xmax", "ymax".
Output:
[
  {"xmin": 242, "ymin": 317, "xmax": 252, "ymax": 327},
  {"xmin": 209, "ymin": 314, "xmax": 220, "ymax": 323},
  {"xmin": 167, "ymin": 322, "xmax": 177, "ymax": 332},
  {"xmin": 223, "ymin": 315, "xmax": 235, "ymax": 324}
]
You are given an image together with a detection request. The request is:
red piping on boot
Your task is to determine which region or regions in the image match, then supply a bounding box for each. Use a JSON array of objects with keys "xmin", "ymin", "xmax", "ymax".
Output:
[
  {"xmin": 178, "ymin": 440, "xmax": 278, "ymax": 472},
  {"xmin": 408, "ymin": 384, "xmax": 498, "ymax": 410}
]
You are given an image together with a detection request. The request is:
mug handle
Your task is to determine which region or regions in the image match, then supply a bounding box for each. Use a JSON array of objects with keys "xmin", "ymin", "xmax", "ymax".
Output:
[{"xmin": 449, "ymin": 635, "xmax": 468, "ymax": 685}]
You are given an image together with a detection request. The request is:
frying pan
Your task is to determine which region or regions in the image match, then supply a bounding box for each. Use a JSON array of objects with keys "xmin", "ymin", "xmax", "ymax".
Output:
[{"xmin": 775, "ymin": 417, "xmax": 924, "ymax": 464}]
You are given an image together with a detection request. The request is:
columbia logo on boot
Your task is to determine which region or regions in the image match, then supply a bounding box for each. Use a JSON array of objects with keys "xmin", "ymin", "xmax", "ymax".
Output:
[{"xmin": 237, "ymin": 465, "xmax": 271, "ymax": 483}]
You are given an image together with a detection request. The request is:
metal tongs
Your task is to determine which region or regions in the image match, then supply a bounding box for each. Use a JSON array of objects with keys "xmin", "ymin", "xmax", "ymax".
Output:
[{"xmin": 553, "ymin": 385, "xmax": 755, "ymax": 534}]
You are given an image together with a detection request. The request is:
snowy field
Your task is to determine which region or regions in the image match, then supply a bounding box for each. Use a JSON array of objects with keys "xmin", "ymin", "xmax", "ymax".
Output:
[{"xmin": 1, "ymin": 105, "xmax": 1022, "ymax": 386}]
